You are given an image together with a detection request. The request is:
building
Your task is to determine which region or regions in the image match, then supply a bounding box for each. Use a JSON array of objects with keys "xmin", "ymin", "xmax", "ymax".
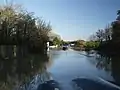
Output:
[{"xmin": 47, "ymin": 31, "xmax": 61, "ymax": 49}]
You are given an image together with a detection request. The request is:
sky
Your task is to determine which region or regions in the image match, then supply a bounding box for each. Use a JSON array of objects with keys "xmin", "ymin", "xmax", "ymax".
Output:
[{"xmin": 0, "ymin": 0, "xmax": 120, "ymax": 41}]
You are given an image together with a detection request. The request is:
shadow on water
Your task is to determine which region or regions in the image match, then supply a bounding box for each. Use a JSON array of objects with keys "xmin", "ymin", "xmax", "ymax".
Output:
[{"xmin": 0, "ymin": 45, "xmax": 51, "ymax": 90}]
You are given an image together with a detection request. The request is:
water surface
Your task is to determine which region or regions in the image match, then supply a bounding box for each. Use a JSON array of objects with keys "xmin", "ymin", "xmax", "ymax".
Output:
[
  {"xmin": 0, "ymin": 48, "xmax": 120, "ymax": 90},
  {"xmin": 47, "ymin": 49, "xmax": 117, "ymax": 90}
]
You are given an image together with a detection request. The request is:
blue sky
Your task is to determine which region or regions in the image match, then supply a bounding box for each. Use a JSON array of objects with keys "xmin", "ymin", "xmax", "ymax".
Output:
[{"xmin": 0, "ymin": 0, "xmax": 120, "ymax": 40}]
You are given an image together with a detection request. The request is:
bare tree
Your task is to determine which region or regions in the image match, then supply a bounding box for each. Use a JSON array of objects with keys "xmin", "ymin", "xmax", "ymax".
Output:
[{"xmin": 96, "ymin": 29, "xmax": 104, "ymax": 42}]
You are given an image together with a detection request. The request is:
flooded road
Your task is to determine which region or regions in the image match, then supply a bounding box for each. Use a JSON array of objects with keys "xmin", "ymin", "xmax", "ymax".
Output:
[
  {"xmin": 0, "ymin": 48, "xmax": 120, "ymax": 90},
  {"xmin": 47, "ymin": 49, "xmax": 115, "ymax": 90}
]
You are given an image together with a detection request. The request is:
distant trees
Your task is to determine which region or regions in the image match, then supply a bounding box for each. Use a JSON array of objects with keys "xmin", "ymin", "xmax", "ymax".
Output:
[
  {"xmin": 93, "ymin": 25, "xmax": 112, "ymax": 43},
  {"xmin": 74, "ymin": 40, "xmax": 85, "ymax": 47},
  {"xmin": 61, "ymin": 40, "xmax": 69, "ymax": 46},
  {"xmin": 85, "ymin": 41, "xmax": 100, "ymax": 50},
  {"xmin": 87, "ymin": 10, "xmax": 120, "ymax": 54},
  {"xmin": 69, "ymin": 40, "xmax": 85, "ymax": 50},
  {"xmin": 53, "ymin": 37, "xmax": 61, "ymax": 46},
  {"xmin": 87, "ymin": 26, "xmax": 112, "ymax": 51}
]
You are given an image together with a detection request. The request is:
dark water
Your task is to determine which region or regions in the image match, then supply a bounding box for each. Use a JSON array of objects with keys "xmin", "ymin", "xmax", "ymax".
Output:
[{"xmin": 0, "ymin": 48, "xmax": 120, "ymax": 90}]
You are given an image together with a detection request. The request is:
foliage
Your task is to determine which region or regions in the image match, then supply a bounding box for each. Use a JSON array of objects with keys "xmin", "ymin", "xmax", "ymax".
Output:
[
  {"xmin": 75, "ymin": 40, "xmax": 85, "ymax": 47},
  {"xmin": 61, "ymin": 40, "xmax": 69, "ymax": 45},
  {"xmin": 85, "ymin": 41, "xmax": 100, "ymax": 50},
  {"xmin": 53, "ymin": 37, "xmax": 61, "ymax": 46},
  {"xmin": 87, "ymin": 10, "xmax": 120, "ymax": 54},
  {"xmin": 112, "ymin": 21, "xmax": 120, "ymax": 43},
  {"xmin": 96, "ymin": 29, "xmax": 105, "ymax": 42},
  {"xmin": 89, "ymin": 24, "xmax": 112, "ymax": 43},
  {"xmin": 0, "ymin": 4, "xmax": 51, "ymax": 52}
]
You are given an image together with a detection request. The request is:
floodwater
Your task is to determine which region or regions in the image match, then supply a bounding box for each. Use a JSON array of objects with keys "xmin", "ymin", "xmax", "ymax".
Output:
[
  {"xmin": 47, "ymin": 49, "xmax": 119, "ymax": 90},
  {"xmin": 0, "ymin": 48, "xmax": 120, "ymax": 90}
]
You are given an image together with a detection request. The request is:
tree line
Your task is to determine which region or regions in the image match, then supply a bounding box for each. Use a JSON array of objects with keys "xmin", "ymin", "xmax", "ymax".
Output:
[
  {"xmin": 0, "ymin": 4, "xmax": 51, "ymax": 53},
  {"xmin": 87, "ymin": 10, "xmax": 120, "ymax": 55},
  {"xmin": 0, "ymin": 3, "xmax": 51, "ymax": 89}
]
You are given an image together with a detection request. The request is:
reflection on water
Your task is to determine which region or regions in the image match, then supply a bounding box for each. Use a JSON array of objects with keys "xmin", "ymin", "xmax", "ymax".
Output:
[
  {"xmin": 0, "ymin": 46, "xmax": 120, "ymax": 90},
  {"xmin": 95, "ymin": 54, "xmax": 111, "ymax": 72},
  {"xmin": 86, "ymin": 51, "xmax": 120, "ymax": 86},
  {"xmin": 0, "ymin": 45, "xmax": 51, "ymax": 90},
  {"xmin": 111, "ymin": 57, "xmax": 120, "ymax": 86}
]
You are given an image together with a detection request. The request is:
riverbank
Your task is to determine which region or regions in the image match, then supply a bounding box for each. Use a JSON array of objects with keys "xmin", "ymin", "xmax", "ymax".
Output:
[
  {"xmin": 96, "ymin": 41, "xmax": 120, "ymax": 57},
  {"xmin": 72, "ymin": 43, "xmax": 120, "ymax": 57},
  {"xmin": 72, "ymin": 47, "xmax": 85, "ymax": 51}
]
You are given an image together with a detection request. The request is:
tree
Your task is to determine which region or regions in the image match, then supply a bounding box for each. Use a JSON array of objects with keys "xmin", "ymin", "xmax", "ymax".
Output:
[
  {"xmin": 112, "ymin": 10, "xmax": 120, "ymax": 43},
  {"xmin": 116, "ymin": 10, "xmax": 120, "ymax": 21},
  {"xmin": 53, "ymin": 37, "xmax": 61, "ymax": 46},
  {"xmin": 0, "ymin": 4, "xmax": 51, "ymax": 53},
  {"xmin": 96, "ymin": 29, "xmax": 104, "ymax": 42},
  {"xmin": 104, "ymin": 25, "xmax": 112, "ymax": 41},
  {"xmin": 85, "ymin": 41, "xmax": 100, "ymax": 50},
  {"xmin": 75, "ymin": 40, "xmax": 85, "ymax": 47}
]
